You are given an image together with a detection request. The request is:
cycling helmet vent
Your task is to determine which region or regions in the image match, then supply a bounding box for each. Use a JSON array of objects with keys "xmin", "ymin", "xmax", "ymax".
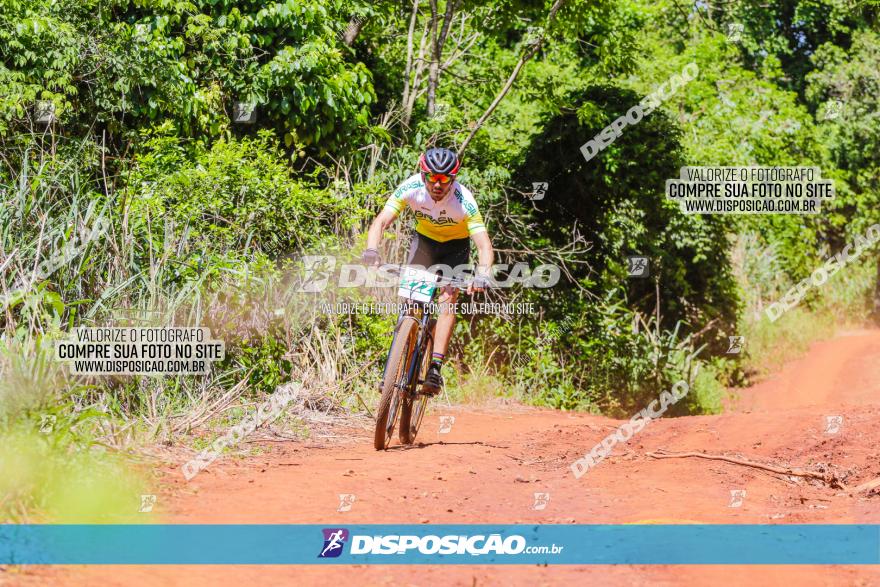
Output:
[{"xmin": 419, "ymin": 147, "xmax": 461, "ymax": 175}]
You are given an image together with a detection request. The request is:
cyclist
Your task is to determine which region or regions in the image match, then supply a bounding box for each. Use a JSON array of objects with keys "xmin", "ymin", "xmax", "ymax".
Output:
[{"xmin": 362, "ymin": 147, "xmax": 494, "ymax": 396}]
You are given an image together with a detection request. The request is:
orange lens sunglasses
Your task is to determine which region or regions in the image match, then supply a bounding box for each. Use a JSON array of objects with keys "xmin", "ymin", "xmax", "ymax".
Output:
[{"xmin": 424, "ymin": 172, "xmax": 454, "ymax": 184}]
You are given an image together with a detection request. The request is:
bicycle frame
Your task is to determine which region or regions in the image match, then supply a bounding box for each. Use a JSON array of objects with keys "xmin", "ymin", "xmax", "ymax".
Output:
[
  {"xmin": 379, "ymin": 263, "xmax": 471, "ymax": 397},
  {"xmin": 372, "ymin": 263, "xmax": 474, "ymax": 449}
]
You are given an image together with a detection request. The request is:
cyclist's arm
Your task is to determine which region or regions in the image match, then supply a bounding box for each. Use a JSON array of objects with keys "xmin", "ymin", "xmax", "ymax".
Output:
[
  {"xmin": 471, "ymin": 230, "xmax": 494, "ymax": 278},
  {"xmin": 366, "ymin": 208, "xmax": 398, "ymax": 250},
  {"xmin": 460, "ymin": 187, "xmax": 492, "ymax": 277},
  {"xmin": 368, "ymin": 180, "xmax": 414, "ymax": 250}
]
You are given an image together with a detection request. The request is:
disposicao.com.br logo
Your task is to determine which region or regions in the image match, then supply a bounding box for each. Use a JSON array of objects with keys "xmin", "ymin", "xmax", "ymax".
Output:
[{"xmin": 318, "ymin": 529, "xmax": 563, "ymax": 558}]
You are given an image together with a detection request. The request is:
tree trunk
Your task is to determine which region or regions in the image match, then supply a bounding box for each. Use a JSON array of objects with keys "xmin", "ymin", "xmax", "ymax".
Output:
[
  {"xmin": 426, "ymin": 0, "xmax": 440, "ymax": 116},
  {"xmin": 403, "ymin": 18, "xmax": 431, "ymax": 125},
  {"xmin": 342, "ymin": 17, "xmax": 365, "ymax": 46},
  {"xmin": 401, "ymin": 0, "xmax": 420, "ymax": 119},
  {"xmin": 426, "ymin": 0, "xmax": 458, "ymax": 117}
]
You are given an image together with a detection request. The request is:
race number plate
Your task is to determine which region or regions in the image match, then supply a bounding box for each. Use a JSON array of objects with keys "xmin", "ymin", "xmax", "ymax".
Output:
[{"xmin": 397, "ymin": 267, "xmax": 438, "ymax": 302}]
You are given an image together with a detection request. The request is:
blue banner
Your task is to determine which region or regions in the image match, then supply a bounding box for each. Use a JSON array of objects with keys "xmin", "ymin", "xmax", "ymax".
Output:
[{"xmin": 1, "ymin": 525, "xmax": 878, "ymax": 565}]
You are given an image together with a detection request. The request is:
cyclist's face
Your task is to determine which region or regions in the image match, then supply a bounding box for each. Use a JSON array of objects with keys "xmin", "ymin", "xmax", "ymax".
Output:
[{"xmin": 423, "ymin": 172, "xmax": 454, "ymax": 200}]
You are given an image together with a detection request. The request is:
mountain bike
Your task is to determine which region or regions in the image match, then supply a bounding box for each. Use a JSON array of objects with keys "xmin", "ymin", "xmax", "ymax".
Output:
[{"xmin": 373, "ymin": 265, "xmax": 470, "ymax": 450}]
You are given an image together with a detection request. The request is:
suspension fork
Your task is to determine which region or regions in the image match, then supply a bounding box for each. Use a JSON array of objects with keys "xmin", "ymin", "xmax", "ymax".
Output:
[{"xmin": 403, "ymin": 310, "xmax": 432, "ymax": 399}]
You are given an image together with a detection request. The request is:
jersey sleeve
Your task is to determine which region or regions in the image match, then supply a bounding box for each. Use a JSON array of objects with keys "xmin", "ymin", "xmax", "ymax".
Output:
[
  {"xmin": 383, "ymin": 177, "xmax": 417, "ymax": 216},
  {"xmin": 461, "ymin": 188, "xmax": 487, "ymax": 236}
]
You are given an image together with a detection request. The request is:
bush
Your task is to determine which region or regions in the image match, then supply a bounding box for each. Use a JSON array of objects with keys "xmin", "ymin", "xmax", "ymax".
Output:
[
  {"xmin": 129, "ymin": 127, "xmax": 354, "ymax": 257},
  {"xmin": 463, "ymin": 293, "xmax": 723, "ymax": 417}
]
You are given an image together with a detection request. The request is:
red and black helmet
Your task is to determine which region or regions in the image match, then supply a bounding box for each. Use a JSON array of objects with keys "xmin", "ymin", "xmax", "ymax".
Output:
[{"xmin": 419, "ymin": 147, "xmax": 461, "ymax": 175}]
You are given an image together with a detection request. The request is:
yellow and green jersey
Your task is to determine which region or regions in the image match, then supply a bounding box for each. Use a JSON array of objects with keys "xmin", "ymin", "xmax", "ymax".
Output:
[{"xmin": 383, "ymin": 174, "xmax": 487, "ymax": 242}]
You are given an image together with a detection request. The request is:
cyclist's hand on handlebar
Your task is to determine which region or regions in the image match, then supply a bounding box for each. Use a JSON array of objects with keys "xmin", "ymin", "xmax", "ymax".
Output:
[
  {"xmin": 361, "ymin": 248, "xmax": 381, "ymax": 267},
  {"xmin": 468, "ymin": 274, "xmax": 491, "ymax": 294}
]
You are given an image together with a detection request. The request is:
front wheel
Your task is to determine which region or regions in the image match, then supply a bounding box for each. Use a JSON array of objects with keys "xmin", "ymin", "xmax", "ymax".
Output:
[
  {"xmin": 400, "ymin": 320, "xmax": 434, "ymax": 445},
  {"xmin": 374, "ymin": 317, "xmax": 418, "ymax": 450}
]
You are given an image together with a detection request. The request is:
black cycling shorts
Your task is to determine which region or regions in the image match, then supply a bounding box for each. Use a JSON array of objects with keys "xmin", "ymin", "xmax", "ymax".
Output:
[{"xmin": 406, "ymin": 231, "xmax": 471, "ymax": 270}]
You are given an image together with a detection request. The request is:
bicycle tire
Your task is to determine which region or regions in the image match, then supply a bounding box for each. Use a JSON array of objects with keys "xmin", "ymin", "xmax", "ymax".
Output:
[
  {"xmin": 400, "ymin": 324, "xmax": 433, "ymax": 445},
  {"xmin": 374, "ymin": 317, "xmax": 418, "ymax": 450}
]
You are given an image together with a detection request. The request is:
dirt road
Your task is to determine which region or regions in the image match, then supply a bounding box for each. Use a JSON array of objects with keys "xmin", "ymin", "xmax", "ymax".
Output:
[{"xmin": 25, "ymin": 330, "xmax": 880, "ymax": 585}]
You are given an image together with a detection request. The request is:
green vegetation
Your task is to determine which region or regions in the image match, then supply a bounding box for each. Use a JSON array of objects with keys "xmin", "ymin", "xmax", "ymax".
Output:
[{"xmin": 1, "ymin": 0, "xmax": 878, "ymax": 519}]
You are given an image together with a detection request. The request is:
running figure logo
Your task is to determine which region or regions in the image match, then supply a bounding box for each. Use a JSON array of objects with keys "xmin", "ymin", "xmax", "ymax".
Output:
[
  {"xmin": 726, "ymin": 22, "xmax": 744, "ymax": 43},
  {"xmin": 728, "ymin": 489, "xmax": 746, "ymax": 508},
  {"xmin": 824, "ymin": 415, "xmax": 843, "ymax": 434},
  {"xmin": 439, "ymin": 415, "xmax": 455, "ymax": 434},
  {"xmin": 138, "ymin": 494, "xmax": 157, "ymax": 513},
  {"xmin": 318, "ymin": 528, "xmax": 349, "ymax": 558},
  {"xmin": 627, "ymin": 256, "xmax": 649, "ymax": 278},
  {"xmin": 727, "ymin": 336, "xmax": 745, "ymax": 354},
  {"xmin": 337, "ymin": 493, "xmax": 356, "ymax": 512},
  {"xmin": 299, "ymin": 255, "xmax": 336, "ymax": 292},
  {"xmin": 39, "ymin": 414, "xmax": 56, "ymax": 434},
  {"xmin": 532, "ymin": 492, "xmax": 551, "ymax": 510},
  {"xmin": 530, "ymin": 182, "xmax": 548, "ymax": 201}
]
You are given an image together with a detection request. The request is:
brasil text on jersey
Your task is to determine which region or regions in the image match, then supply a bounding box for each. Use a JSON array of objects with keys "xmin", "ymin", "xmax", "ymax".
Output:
[{"xmin": 384, "ymin": 174, "xmax": 487, "ymax": 242}]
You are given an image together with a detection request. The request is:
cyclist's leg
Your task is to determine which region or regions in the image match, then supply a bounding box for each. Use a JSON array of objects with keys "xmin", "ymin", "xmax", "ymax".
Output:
[
  {"xmin": 417, "ymin": 234, "xmax": 470, "ymax": 394},
  {"xmin": 432, "ymin": 288, "xmax": 458, "ymax": 355},
  {"xmin": 429, "ymin": 237, "xmax": 471, "ymax": 358},
  {"xmin": 423, "ymin": 285, "xmax": 456, "ymax": 396}
]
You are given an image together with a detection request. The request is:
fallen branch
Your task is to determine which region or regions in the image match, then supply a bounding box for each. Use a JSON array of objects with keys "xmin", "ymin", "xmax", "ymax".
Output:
[
  {"xmin": 647, "ymin": 449, "xmax": 845, "ymax": 488},
  {"xmin": 854, "ymin": 476, "xmax": 880, "ymax": 493}
]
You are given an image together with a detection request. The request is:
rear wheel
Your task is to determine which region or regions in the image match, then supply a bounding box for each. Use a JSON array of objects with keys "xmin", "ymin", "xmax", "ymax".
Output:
[
  {"xmin": 374, "ymin": 317, "xmax": 418, "ymax": 450},
  {"xmin": 400, "ymin": 319, "xmax": 434, "ymax": 445}
]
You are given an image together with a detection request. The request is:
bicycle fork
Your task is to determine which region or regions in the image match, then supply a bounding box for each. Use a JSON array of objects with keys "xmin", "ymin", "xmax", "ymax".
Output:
[
  {"xmin": 406, "ymin": 317, "xmax": 436, "ymax": 400},
  {"xmin": 378, "ymin": 313, "xmax": 436, "ymax": 401},
  {"xmin": 404, "ymin": 318, "xmax": 437, "ymax": 401}
]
